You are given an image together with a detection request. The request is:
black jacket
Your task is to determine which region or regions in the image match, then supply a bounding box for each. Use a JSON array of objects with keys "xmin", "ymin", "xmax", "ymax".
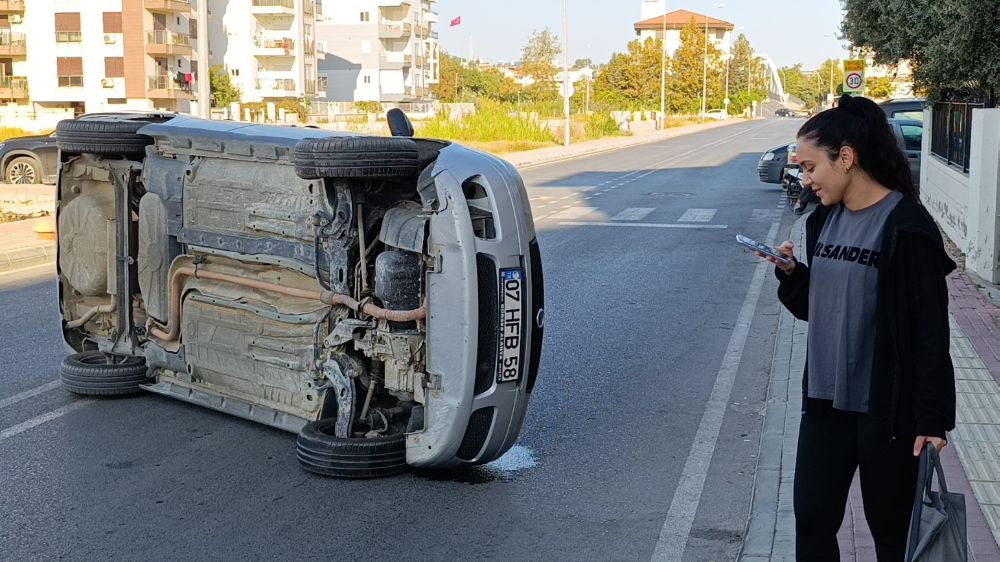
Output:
[{"xmin": 776, "ymin": 196, "xmax": 957, "ymax": 439}]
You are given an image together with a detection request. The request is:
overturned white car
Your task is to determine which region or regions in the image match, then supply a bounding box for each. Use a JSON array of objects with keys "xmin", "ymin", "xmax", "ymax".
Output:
[{"xmin": 55, "ymin": 112, "xmax": 544, "ymax": 478}]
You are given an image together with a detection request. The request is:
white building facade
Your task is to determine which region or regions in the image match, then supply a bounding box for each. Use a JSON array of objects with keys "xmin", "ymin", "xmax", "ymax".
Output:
[
  {"xmin": 316, "ymin": 0, "xmax": 439, "ymax": 103},
  {"xmin": 2, "ymin": 0, "xmax": 199, "ymax": 114},
  {"xmin": 207, "ymin": 0, "xmax": 320, "ymax": 103},
  {"xmin": 634, "ymin": 5, "xmax": 732, "ymax": 59}
]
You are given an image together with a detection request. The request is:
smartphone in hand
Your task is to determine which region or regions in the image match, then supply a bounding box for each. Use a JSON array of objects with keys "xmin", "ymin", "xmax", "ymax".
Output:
[{"xmin": 736, "ymin": 234, "xmax": 791, "ymax": 265}]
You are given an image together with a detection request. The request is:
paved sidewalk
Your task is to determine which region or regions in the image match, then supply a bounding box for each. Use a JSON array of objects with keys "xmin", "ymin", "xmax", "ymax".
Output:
[{"xmin": 742, "ymin": 211, "xmax": 1000, "ymax": 561}]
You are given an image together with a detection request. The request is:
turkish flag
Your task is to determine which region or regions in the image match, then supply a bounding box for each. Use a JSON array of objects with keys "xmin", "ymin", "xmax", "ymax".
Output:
[{"xmin": 450, "ymin": 16, "xmax": 461, "ymax": 27}]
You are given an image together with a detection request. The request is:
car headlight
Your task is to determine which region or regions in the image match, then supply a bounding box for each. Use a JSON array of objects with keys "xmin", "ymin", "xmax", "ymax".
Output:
[{"xmin": 761, "ymin": 153, "xmax": 775, "ymax": 161}]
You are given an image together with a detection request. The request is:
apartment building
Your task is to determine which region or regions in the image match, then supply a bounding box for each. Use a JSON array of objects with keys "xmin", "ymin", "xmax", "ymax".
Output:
[
  {"xmin": 0, "ymin": 0, "xmax": 199, "ymax": 114},
  {"xmin": 634, "ymin": 5, "xmax": 733, "ymax": 59},
  {"xmin": 316, "ymin": 0, "xmax": 440, "ymax": 103},
  {"xmin": 207, "ymin": 0, "xmax": 320, "ymax": 104}
]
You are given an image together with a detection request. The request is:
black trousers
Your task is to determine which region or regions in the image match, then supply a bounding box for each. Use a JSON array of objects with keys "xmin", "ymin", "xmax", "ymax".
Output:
[{"xmin": 794, "ymin": 399, "xmax": 919, "ymax": 561}]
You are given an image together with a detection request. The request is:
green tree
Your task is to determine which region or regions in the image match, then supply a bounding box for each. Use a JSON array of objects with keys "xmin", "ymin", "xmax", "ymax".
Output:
[
  {"xmin": 520, "ymin": 28, "xmax": 561, "ymax": 102},
  {"xmin": 573, "ymin": 58, "xmax": 593, "ymax": 69},
  {"xmin": 464, "ymin": 64, "xmax": 522, "ymax": 103},
  {"xmin": 841, "ymin": 0, "xmax": 1000, "ymax": 100},
  {"xmin": 591, "ymin": 38, "xmax": 663, "ymax": 110},
  {"xmin": 434, "ymin": 52, "xmax": 463, "ymax": 102},
  {"xmin": 668, "ymin": 18, "xmax": 725, "ymax": 114},
  {"xmin": 210, "ymin": 65, "xmax": 241, "ymax": 107},
  {"xmin": 818, "ymin": 58, "xmax": 845, "ymax": 101},
  {"xmin": 866, "ymin": 76, "xmax": 895, "ymax": 100},
  {"xmin": 779, "ymin": 64, "xmax": 823, "ymax": 108}
]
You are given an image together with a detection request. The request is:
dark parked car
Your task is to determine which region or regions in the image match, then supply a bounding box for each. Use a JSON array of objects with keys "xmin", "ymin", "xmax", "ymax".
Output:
[
  {"xmin": 888, "ymin": 117, "xmax": 923, "ymax": 186},
  {"xmin": 880, "ymin": 98, "xmax": 925, "ymax": 121},
  {"xmin": 775, "ymin": 108, "xmax": 793, "ymax": 117},
  {"xmin": 1, "ymin": 111, "xmax": 174, "ymax": 185},
  {"xmin": 0, "ymin": 132, "xmax": 58, "ymax": 185},
  {"xmin": 757, "ymin": 143, "xmax": 791, "ymax": 183}
]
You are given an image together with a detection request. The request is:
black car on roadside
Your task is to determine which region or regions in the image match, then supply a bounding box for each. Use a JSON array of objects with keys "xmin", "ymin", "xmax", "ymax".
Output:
[
  {"xmin": 757, "ymin": 143, "xmax": 792, "ymax": 183},
  {"xmin": 0, "ymin": 132, "xmax": 58, "ymax": 185},
  {"xmin": 0, "ymin": 111, "xmax": 175, "ymax": 185}
]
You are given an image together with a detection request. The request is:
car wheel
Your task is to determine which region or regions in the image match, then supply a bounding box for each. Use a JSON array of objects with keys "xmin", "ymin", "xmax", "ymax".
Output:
[
  {"xmin": 55, "ymin": 119, "xmax": 154, "ymax": 155},
  {"xmin": 296, "ymin": 418, "xmax": 409, "ymax": 478},
  {"xmin": 60, "ymin": 351, "xmax": 149, "ymax": 397},
  {"xmin": 5, "ymin": 156, "xmax": 41, "ymax": 184},
  {"xmin": 293, "ymin": 136, "xmax": 420, "ymax": 180}
]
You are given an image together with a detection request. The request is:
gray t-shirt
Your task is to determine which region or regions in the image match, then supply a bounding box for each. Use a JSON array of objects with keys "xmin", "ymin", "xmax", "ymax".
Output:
[{"xmin": 807, "ymin": 191, "xmax": 902, "ymax": 413}]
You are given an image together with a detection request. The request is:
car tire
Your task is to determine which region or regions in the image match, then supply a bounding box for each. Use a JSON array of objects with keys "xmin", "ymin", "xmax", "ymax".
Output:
[
  {"xmin": 292, "ymin": 136, "xmax": 420, "ymax": 180},
  {"xmin": 296, "ymin": 418, "xmax": 409, "ymax": 478},
  {"xmin": 55, "ymin": 119, "xmax": 154, "ymax": 155},
  {"xmin": 5, "ymin": 156, "xmax": 41, "ymax": 184},
  {"xmin": 60, "ymin": 351, "xmax": 149, "ymax": 397}
]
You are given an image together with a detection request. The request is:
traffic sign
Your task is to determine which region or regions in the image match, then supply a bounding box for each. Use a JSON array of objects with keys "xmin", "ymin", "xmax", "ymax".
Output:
[{"xmin": 843, "ymin": 59, "xmax": 865, "ymax": 94}]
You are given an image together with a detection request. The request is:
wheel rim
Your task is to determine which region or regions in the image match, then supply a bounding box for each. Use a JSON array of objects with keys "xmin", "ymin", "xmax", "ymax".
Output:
[{"xmin": 8, "ymin": 161, "xmax": 36, "ymax": 184}]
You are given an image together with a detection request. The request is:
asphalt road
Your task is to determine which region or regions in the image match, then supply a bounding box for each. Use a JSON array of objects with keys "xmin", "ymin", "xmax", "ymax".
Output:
[{"xmin": 0, "ymin": 118, "xmax": 805, "ymax": 561}]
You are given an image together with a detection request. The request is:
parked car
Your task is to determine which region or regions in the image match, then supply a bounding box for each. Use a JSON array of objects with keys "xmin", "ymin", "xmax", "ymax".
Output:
[
  {"xmin": 774, "ymin": 108, "xmax": 808, "ymax": 118},
  {"xmin": 757, "ymin": 143, "xmax": 792, "ymax": 183},
  {"xmin": 1, "ymin": 112, "xmax": 174, "ymax": 185},
  {"xmin": 702, "ymin": 109, "xmax": 728, "ymax": 120},
  {"xmin": 888, "ymin": 117, "xmax": 923, "ymax": 186},
  {"xmin": 53, "ymin": 110, "xmax": 544, "ymax": 478},
  {"xmin": 880, "ymin": 98, "xmax": 925, "ymax": 122},
  {"xmin": 0, "ymin": 131, "xmax": 58, "ymax": 185}
]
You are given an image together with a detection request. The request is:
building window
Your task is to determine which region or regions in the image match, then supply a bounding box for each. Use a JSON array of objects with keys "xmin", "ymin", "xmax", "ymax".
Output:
[
  {"xmin": 105, "ymin": 57, "xmax": 125, "ymax": 78},
  {"xmin": 57, "ymin": 57, "xmax": 84, "ymax": 87},
  {"xmin": 360, "ymin": 12, "xmax": 370, "ymax": 22},
  {"xmin": 103, "ymin": 12, "xmax": 122, "ymax": 34},
  {"xmin": 107, "ymin": 98, "xmax": 127, "ymax": 105},
  {"xmin": 364, "ymin": 75, "xmax": 371, "ymax": 84},
  {"xmin": 55, "ymin": 13, "xmax": 82, "ymax": 42}
]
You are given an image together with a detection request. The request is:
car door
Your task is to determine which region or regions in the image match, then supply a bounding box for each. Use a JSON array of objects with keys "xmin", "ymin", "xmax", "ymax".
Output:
[{"xmin": 895, "ymin": 123, "xmax": 922, "ymax": 186}]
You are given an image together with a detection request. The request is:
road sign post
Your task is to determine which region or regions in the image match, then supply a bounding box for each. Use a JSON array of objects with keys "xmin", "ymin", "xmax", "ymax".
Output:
[{"xmin": 843, "ymin": 59, "xmax": 865, "ymax": 94}]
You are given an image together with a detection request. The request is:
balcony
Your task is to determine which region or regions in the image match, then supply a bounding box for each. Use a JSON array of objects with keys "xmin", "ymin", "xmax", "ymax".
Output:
[
  {"xmin": 0, "ymin": 76, "xmax": 27, "ymax": 99},
  {"xmin": 148, "ymin": 75, "xmax": 193, "ymax": 99},
  {"xmin": 254, "ymin": 37, "xmax": 296, "ymax": 57},
  {"xmin": 145, "ymin": 0, "xmax": 191, "ymax": 13},
  {"xmin": 146, "ymin": 30, "xmax": 192, "ymax": 56},
  {"xmin": 379, "ymin": 20, "xmax": 412, "ymax": 39},
  {"xmin": 380, "ymin": 52, "xmax": 412, "ymax": 70},
  {"xmin": 303, "ymin": 0, "xmax": 315, "ymax": 15},
  {"xmin": 252, "ymin": 0, "xmax": 295, "ymax": 16},
  {"xmin": 0, "ymin": 31, "xmax": 26, "ymax": 57},
  {"xmin": 254, "ymin": 77, "xmax": 298, "ymax": 97},
  {"xmin": 377, "ymin": 1, "xmax": 411, "ymax": 6},
  {"xmin": 0, "ymin": 0, "xmax": 25, "ymax": 14}
]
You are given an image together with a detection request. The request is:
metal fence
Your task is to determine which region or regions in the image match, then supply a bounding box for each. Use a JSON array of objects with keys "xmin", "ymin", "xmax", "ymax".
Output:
[{"xmin": 931, "ymin": 102, "xmax": 985, "ymax": 173}]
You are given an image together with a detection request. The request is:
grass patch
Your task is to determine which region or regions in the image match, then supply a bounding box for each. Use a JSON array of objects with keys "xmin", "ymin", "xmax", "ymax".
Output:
[
  {"xmin": 461, "ymin": 140, "xmax": 556, "ymax": 154},
  {"xmin": 0, "ymin": 127, "xmax": 42, "ymax": 142},
  {"xmin": 416, "ymin": 101, "xmax": 556, "ymax": 145}
]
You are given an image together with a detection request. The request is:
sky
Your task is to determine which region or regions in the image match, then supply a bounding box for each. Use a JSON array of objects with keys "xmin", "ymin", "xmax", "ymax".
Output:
[{"xmin": 433, "ymin": 0, "xmax": 852, "ymax": 70}]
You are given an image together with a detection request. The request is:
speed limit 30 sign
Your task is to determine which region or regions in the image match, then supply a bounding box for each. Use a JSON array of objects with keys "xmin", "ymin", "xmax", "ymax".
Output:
[{"xmin": 843, "ymin": 59, "xmax": 865, "ymax": 94}]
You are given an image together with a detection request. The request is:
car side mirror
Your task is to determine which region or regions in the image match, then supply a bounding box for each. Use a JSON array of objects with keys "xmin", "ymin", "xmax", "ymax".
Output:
[{"xmin": 386, "ymin": 108, "xmax": 414, "ymax": 137}]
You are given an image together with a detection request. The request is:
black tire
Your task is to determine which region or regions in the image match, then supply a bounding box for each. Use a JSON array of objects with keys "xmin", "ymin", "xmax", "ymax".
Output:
[
  {"xmin": 55, "ymin": 119, "xmax": 154, "ymax": 155},
  {"xmin": 296, "ymin": 419, "xmax": 409, "ymax": 478},
  {"xmin": 5, "ymin": 156, "xmax": 41, "ymax": 184},
  {"xmin": 60, "ymin": 351, "xmax": 149, "ymax": 397},
  {"xmin": 293, "ymin": 136, "xmax": 420, "ymax": 180}
]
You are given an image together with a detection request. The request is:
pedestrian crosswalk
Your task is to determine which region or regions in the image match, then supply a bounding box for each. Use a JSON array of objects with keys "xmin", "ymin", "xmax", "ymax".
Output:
[
  {"xmin": 677, "ymin": 209, "xmax": 717, "ymax": 223},
  {"xmin": 609, "ymin": 207, "xmax": 655, "ymax": 221}
]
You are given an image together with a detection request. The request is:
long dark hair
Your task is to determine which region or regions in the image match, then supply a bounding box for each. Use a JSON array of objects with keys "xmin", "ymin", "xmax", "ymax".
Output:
[{"xmin": 797, "ymin": 94, "xmax": 918, "ymax": 199}]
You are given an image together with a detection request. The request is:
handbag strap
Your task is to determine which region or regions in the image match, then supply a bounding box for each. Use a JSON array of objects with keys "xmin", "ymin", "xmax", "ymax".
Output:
[{"xmin": 923, "ymin": 443, "xmax": 950, "ymax": 496}]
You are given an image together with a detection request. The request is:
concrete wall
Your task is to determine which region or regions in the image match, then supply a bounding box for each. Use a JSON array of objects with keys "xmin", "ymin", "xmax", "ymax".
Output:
[{"xmin": 922, "ymin": 107, "xmax": 1000, "ymax": 282}]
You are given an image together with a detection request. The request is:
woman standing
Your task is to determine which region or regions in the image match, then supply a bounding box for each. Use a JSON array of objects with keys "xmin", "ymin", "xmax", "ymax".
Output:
[{"xmin": 756, "ymin": 94, "xmax": 956, "ymax": 560}]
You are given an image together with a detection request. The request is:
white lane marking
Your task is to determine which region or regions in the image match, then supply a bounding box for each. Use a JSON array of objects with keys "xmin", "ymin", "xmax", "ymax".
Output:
[
  {"xmin": 610, "ymin": 208, "xmax": 655, "ymax": 221},
  {"xmin": 0, "ymin": 380, "xmax": 61, "ymax": 410},
  {"xmin": 558, "ymin": 221, "xmax": 727, "ymax": 230},
  {"xmin": 559, "ymin": 195, "xmax": 573, "ymax": 200},
  {"xmin": 650, "ymin": 220, "xmax": 780, "ymax": 562},
  {"xmin": 0, "ymin": 399, "xmax": 93, "ymax": 442},
  {"xmin": 751, "ymin": 209, "xmax": 783, "ymax": 223},
  {"xmin": 677, "ymin": 208, "xmax": 717, "ymax": 223},
  {"xmin": 551, "ymin": 207, "xmax": 598, "ymax": 219}
]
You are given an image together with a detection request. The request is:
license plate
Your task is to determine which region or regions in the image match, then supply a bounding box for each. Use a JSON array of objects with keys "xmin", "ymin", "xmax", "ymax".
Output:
[{"xmin": 497, "ymin": 268, "xmax": 523, "ymax": 383}]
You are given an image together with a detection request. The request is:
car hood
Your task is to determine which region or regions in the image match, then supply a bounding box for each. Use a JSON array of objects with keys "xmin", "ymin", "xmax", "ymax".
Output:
[{"xmin": 2, "ymin": 134, "xmax": 55, "ymax": 145}]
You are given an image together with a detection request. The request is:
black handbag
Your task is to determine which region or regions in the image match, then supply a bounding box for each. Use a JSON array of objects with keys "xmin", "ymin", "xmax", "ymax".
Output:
[{"xmin": 905, "ymin": 443, "xmax": 968, "ymax": 561}]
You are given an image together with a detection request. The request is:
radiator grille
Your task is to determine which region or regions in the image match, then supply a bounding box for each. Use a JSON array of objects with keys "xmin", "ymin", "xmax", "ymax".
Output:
[
  {"xmin": 474, "ymin": 254, "xmax": 498, "ymax": 395},
  {"xmin": 456, "ymin": 407, "xmax": 495, "ymax": 461},
  {"xmin": 525, "ymin": 239, "xmax": 544, "ymax": 393}
]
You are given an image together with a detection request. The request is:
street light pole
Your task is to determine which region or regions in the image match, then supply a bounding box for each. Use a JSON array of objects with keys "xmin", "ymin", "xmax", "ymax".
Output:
[
  {"xmin": 562, "ymin": 0, "xmax": 570, "ymax": 147},
  {"xmin": 701, "ymin": 13, "xmax": 708, "ymax": 118},
  {"xmin": 658, "ymin": 0, "xmax": 667, "ymax": 129}
]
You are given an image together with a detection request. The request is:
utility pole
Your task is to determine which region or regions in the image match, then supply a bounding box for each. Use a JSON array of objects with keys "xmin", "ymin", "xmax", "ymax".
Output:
[
  {"xmin": 562, "ymin": 0, "xmax": 570, "ymax": 147},
  {"xmin": 196, "ymin": 0, "xmax": 209, "ymax": 118},
  {"xmin": 658, "ymin": 0, "xmax": 667, "ymax": 129},
  {"xmin": 701, "ymin": 13, "xmax": 708, "ymax": 118}
]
